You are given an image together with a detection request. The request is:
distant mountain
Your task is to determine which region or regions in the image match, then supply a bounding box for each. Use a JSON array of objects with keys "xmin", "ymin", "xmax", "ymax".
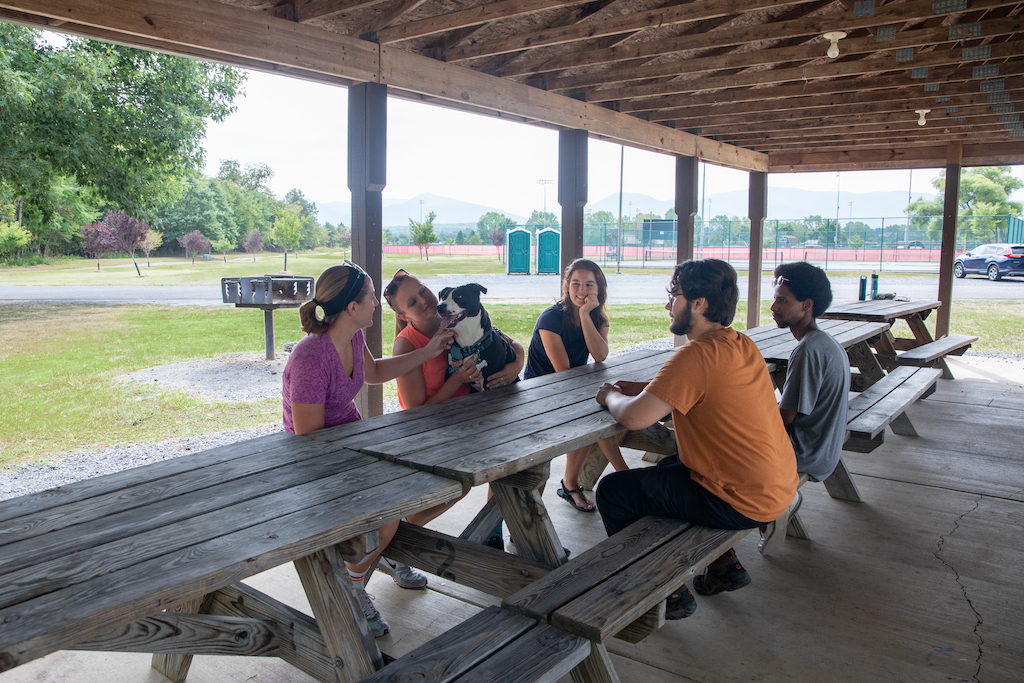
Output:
[
  {"xmin": 312, "ymin": 192, "xmax": 526, "ymax": 230},
  {"xmin": 313, "ymin": 188, "xmax": 937, "ymax": 230}
]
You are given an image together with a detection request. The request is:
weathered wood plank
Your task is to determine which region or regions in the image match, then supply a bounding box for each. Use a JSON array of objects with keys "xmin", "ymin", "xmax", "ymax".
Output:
[
  {"xmin": 552, "ymin": 527, "xmax": 749, "ymax": 642},
  {"xmin": 0, "ymin": 454, "xmax": 391, "ymax": 602},
  {"xmin": 504, "ymin": 516, "xmax": 690, "ymax": 620},
  {"xmin": 0, "ymin": 431, "xmax": 301, "ymax": 525},
  {"xmin": 0, "ymin": 470, "xmax": 459, "ymax": 671},
  {"xmin": 0, "ymin": 448, "xmax": 375, "ymax": 562},
  {"xmin": 358, "ymin": 605, "xmax": 536, "ymax": 683},
  {"xmin": 612, "ymin": 603, "xmax": 664, "ymax": 645},
  {"xmin": 294, "ymin": 544, "xmax": 381, "ymax": 683},
  {"xmin": 847, "ymin": 368, "xmax": 941, "ymax": 439},
  {"xmin": 71, "ymin": 612, "xmax": 281, "ymax": 656},
  {"xmin": 384, "ymin": 522, "xmax": 553, "ymax": 598},
  {"xmin": 433, "ymin": 411, "xmax": 626, "ymax": 485},
  {"xmin": 207, "ymin": 583, "xmax": 336, "ymax": 683},
  {"xmin": 149, "ymin": 593, "xmax": 211, "ymax": 683},
  {"xmin": 459, "ymin": 495, "xmax": 504, "ymax": 544},
  {"xmin": 355, "ymin": 352, "xmax": 671, "ymax": 460},
  {"xmin": 822, "ymin": 456, "xmax": 863, "ymax": 502},
  {"xmin": 451, "ymin": 623, "xmax": 591, "ymax": 683},
  {"xmin": 569, "ymin": 641, "xmax": 621, "ymax": 683},
  {"xmin": 0, "ymin": 437, "xmax": 342, "ymax": 546}
]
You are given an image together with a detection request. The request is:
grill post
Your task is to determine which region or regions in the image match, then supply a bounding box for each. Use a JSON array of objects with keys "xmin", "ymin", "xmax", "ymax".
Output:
[{"xmin": 264, "ymin": 309, "xmax": 276, "ymax": 360}]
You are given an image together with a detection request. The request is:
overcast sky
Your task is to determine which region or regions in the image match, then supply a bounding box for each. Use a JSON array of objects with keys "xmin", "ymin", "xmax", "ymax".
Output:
[{"xmin": 203, "ymin": 69, "xmax": 1024, "ymax": 218}]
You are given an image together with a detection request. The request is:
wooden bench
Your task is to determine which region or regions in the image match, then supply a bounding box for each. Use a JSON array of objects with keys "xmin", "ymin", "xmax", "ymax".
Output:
[
  {"xmin": 356, "ymin": 605, "xmax": 590, "ymax": 683},
  {"xmin": 844, "ymin": 365, "xmax": 943, "ymax": 449},
  {"xmin": 503, "ymin": 516, "xmax": 750, "ymax": 682},
  {"xmin": 894, "ymin": 333, "xmax": 977, "ymax": 379}
]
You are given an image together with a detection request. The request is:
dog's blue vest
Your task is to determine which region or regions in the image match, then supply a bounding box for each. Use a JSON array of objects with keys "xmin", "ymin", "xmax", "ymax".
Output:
[{"xmin": 448, "ymin": 330, "xmax": 498, "ymax": 364}]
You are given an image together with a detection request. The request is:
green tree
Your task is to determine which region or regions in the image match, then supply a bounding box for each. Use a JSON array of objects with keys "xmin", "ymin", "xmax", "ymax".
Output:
[
  {"xmin": 154, "ymin": 176, "xmax": 230, "ymax": 247},
  {"xmin": 525, "ymin": 210, "xmax": 559, "ymax": 233},
  {"xmin": 273, "ymin": 209, "xmax": 302, "ymax": 271},
  {"xmin": 477, "ymin": 211, "xmax": 514, "ymax": 235},
  {"xmin": 909, "ymin": 166, "xmax": 1023, "ymax": 244},
  {"xmin": 139, "ymin": 229, "xmax": 162, "ymax": 268},
  {"xmin": 410, "ymin": 211, "xmax": 438, "ymax": 261},
  {"xmin": 0, "ymin": 217, "xmax": 31, "ymax": 260},
  {"xmin": 0, "ymin": 25, "xmax": 244, "ymax": 238}
]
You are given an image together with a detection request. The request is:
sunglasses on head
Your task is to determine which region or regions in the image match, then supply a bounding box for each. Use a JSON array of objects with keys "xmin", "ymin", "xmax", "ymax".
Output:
[{"xmin": 384, "ymin": 268, "xmax": 409, "ymax": 300}]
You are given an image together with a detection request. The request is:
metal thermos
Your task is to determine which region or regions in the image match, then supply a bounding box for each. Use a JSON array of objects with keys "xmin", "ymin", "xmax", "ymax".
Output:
[
  {"xmin": 870, "ymin": 272, "xmax": 879, "ymax": 300},
  {"xmin": 858, "ymin": 276, "xmax": 867, "ymax": 300}
]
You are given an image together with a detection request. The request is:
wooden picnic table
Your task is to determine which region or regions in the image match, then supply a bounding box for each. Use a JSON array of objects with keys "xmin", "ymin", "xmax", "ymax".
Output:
[
  {"xmin": 743, "ymin": 317, "xmax": 892, "ymax": 390},
  {"xmin": 821, "ymin": 299, "xmax": 939, "ymax": 362},
  {"xmin": 0, "ymin": 432, "xmax": 461, "ymax": 683},
  {"xmin": 306, "ymin": 347, "xmax": 675, "ymax": 579}
]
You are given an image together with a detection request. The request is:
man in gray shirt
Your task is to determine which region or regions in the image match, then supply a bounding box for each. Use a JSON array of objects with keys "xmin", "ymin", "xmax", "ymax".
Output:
[{"xmin": 771, "ymin": 261, "xmax": 851, "ymax": 482}]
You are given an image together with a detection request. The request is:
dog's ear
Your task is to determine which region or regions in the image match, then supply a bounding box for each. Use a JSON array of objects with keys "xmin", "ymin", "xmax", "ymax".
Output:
[
  {"xmin": 469, "ymin": 283, "xmax": 487, "ymax": 296},
  {"xmin": 438, "ymin": 287, "xmax": 452, "ymax": 300}
]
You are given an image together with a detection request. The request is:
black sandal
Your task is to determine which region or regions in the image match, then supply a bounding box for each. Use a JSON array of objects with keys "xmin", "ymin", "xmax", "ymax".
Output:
[{"xmin": 557, "ymin": 479, "xmax": 596, "ymax": 513}]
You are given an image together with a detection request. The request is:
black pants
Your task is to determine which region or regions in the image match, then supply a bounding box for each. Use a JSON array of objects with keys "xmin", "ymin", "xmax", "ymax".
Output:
[{"xmin": 595, "ymin": 455, "xmax": 764, "ymax": 537}]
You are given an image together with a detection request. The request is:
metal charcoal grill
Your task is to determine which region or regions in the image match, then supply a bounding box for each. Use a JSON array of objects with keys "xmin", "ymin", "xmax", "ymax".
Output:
[{"xmin": 222, "ymin": 275, "xmax": 314, "ymax": 359}]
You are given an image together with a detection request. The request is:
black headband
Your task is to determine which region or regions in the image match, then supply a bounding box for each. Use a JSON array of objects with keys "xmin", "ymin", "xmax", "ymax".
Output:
[{"xmin": 313, "ymin": 262, "xmax": 367, "ymax": 317}]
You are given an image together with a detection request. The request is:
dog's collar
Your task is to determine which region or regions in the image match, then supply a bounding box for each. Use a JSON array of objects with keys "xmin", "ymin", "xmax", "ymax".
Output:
[{"xmin": 450, "ymin": 330, "xmax": 496, "ymax": 361}]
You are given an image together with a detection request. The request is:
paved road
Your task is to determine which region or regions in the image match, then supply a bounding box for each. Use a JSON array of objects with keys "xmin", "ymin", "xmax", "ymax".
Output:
[{"xmin": 2, "ymin": 273, "xmax": 1022, "ymax": 306}]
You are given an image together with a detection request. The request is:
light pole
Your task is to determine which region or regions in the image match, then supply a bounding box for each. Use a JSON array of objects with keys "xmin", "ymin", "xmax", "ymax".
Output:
[
  {"xmin": 419, "ymin": 199, "xmax": 424, "ymax": 222},
  {"xmin": 537, "ymin": 179, "xmax": 554, "ymax": 229},
  {"xmin": 617, "ymin": 146, "xmax": 624, "ymax": 274}
]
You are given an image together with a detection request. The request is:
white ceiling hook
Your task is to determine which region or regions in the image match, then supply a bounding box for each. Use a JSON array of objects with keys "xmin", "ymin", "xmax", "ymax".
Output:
[
  {"xmin": 823, "ymin": 31, "xmax": 847, "ymax": 59},
  {"xmin": 915, "ymin": 109, "xmax": 931, "ymax": 126}
]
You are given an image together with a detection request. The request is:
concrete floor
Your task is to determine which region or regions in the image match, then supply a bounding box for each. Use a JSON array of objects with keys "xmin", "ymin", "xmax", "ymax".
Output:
[{"xmin": 3, "ymin": 355, "xmax": 1022, "ymax": 683}]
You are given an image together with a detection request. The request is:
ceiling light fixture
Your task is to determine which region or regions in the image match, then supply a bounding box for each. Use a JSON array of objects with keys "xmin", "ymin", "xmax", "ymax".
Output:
[
  {"xmin": 823, "ymin": 31, "xmax": 847, "ymax": 59},
  {"xmin": 915, "ymin": 109, "xmax": 931, "ymax": 126}
]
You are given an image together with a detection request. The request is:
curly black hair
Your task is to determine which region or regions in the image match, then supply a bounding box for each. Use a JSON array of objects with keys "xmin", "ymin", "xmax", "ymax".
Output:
[{"xmin": 773, "ymin": 261, "xmax": 833, "ymax": 317}]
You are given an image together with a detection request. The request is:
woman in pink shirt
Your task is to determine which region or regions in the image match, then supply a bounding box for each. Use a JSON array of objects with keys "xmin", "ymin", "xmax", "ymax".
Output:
[{"xmin": 282, "ymin": 261, "xmax": 453, "ymax": 637}]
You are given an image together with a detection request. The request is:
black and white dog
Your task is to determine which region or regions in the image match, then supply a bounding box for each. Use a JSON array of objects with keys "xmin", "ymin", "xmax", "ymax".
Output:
[{"xmin": 436, "ymin": 283, "xmax": 519, "ymax": 392}]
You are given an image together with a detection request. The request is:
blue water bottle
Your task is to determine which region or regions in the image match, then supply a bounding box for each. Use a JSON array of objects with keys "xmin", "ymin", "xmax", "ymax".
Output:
[{"xmin": 870, "ymin": 272, "xmax": 878, "ymax": 300}]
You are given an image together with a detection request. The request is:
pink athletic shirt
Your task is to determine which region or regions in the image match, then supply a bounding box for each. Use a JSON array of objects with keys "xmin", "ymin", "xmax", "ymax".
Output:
[{"xmin": 282, "ymin": 328, "xmax": 365, "ymax": 433}]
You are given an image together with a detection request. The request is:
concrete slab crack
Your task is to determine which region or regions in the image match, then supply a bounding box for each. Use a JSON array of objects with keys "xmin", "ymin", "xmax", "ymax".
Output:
[{"xmin": 934, "ymin": 495, "xmax": 984, "ymax": 682}]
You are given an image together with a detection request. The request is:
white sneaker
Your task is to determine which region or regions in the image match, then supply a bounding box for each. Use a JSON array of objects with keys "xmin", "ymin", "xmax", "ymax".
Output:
[{"xmin": 355, "ymin": 587, "xmax": 390, "ymax": 637}]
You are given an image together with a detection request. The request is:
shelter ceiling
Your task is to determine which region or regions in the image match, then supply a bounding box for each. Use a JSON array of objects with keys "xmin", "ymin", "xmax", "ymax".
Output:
[{"xmin": 3, "ymin": 0, "xmax": 1022, "ymax": 169}]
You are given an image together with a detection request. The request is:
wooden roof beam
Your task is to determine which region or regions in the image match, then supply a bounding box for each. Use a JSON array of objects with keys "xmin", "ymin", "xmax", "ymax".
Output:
[
  {"xmin": 542, "ymin": 17, "xmax": 1022, "ymax": 91},
  {"xmin": 375, "ymin": 0, "xmax": 581, "ymax": 44},
  {"xmin": 0, "ymin": 0, "xmax": 766, "ymax": 173},
  {"xmin": 768, "ymin": 141, "xmax": 1024, "ymax": 170},
  {"xmin": 586, "ymin": 40, "xmax": 1024, "ymax": 102}
]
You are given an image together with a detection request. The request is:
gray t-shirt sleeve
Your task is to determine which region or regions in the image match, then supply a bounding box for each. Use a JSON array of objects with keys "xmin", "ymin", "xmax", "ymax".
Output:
[{"xmin": 780, "ymin": 330, "xmax": 851, "ymax": 481}]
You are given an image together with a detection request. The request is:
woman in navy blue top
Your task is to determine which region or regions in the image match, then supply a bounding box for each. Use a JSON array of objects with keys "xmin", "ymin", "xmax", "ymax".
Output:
[{"xmin": 525, "ymin": 258, "xmax": 628, "ymax": 511}]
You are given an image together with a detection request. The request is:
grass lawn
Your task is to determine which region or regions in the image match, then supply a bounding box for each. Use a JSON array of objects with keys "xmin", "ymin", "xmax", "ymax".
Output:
[{"xmin": 2, "ymin": 286, "xmax": 1019, "ymax": 471}]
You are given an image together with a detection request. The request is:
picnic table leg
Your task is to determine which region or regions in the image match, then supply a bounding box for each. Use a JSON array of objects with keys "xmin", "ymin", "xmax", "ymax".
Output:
[
  {"xmin": 490, "ymin": 462, "xmax": 568, "ymax": 567},
  {"xmin": 458, "ymin": 495, "xmax": 504, "ymax": 544},
  {"xmin": 150, "ymin": 593, "xmax": 214, "ymax": 682},
  {"xmin": 870, "ymin": 331, "xmax": 900, "ymax": 371},
  {"xmin": 570, "ymin": 642, "xmax": 622, "ymax": 683},
  {"xmin": 904, "ymin": 313, "xmax": 955, "ymax": 379},
  {"xmin": 847, "ymin": 340, "xmax": 887, "ymax": 388},
  {"xmin": 822, "ymin": 457, "xmax": 863, "ymax": 502},
  {"xmin": 294, "ymin": 544, "xmax": 384, "ymax": 683}
]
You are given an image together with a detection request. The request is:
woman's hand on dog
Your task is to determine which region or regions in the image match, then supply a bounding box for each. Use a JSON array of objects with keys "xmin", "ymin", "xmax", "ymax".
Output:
[
  {"xmin": 425, "ymin": 325, "xmax": 456, "ymax": 357},
  {"xmin": 453, "ymin": 357, "xmax": 482, "ymax": 385}
]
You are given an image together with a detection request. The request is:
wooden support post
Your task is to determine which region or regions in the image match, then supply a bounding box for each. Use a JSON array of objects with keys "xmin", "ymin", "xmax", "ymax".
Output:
[
  {"xmin": 821, "ymin": 457, "xmax": 863, "ymax": 502},
  {"xmin": 349, "ymin": 81, "xmax": 386, "ymax": 418},
  {"xmin": 490, "ymin": 463, "xmax": 568, "ymax": 567},
  {"xmin": 747, "ymin": 170, "xmax": 767, "ymax": 330},
  {"xmin": 294, "ymin": 545, "xmax": 383, "ymax": 683},
  {"xmin": 150, "ymin": 593, "xmax": 214, "ymax": 683},
  {"xmin": 570, "ymin": 641, "xmax": 622, "ymax": 683},
  {"xmin": 559, "ymin": 129, "xmax": 588, "ymax": 275},
  {"xmin": 935, "ymin": 142, "xmax": 961, "ymax": 340},
  {"xmin": 675, "ymin": 156, "xmax": 698, "ymax": 263}
]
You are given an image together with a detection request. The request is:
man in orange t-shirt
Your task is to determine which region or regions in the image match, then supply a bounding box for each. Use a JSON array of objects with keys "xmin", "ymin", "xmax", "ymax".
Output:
[{"xmin": 596, "ymin": 259, "xmax": 797, "ymax": 620}]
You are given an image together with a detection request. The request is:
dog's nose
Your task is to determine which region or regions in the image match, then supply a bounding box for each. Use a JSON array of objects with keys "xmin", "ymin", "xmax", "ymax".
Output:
[{"xmin": 436, "ymin": 304, "xmax": 447, "ymax": 315}]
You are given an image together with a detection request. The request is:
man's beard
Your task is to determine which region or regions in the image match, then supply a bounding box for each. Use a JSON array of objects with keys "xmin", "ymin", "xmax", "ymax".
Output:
[
  {"xmin": 669, "ymin": 301, "xmax": 693, "ymax": 336},
  {"xmin": 774, "ymin": 315, "xmax": 791, "ymax": 329}
]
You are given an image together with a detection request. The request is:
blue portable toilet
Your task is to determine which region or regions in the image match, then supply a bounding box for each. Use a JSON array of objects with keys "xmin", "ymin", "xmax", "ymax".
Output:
[
  {"xmin": 537, "ymin": 228, "xmax": 561, "ymax": 274},
  {"xmin": 507, "ymin": 228, "xmax": 531, "ymax": 274}
]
